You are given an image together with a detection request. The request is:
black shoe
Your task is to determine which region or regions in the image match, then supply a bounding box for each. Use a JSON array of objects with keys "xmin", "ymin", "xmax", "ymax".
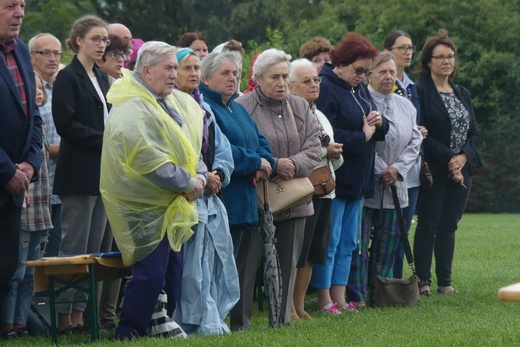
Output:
[
  {"xmin": 15, "ymin": 327, "xmax": 29, "ymax": 337},
  {"xmin": 71, "ymin": 324, "xmax": 92, "ymax": 334},
  {"xmin": 58, "ymin": 325, "xmax": 74, "ymax": 335},
  {"xmin": 419, "ymin": 280, "xmax": 432, "ymax": 296},
  {"xmin": 100, "ymin": 322, "xmax": 117, "ymax": 332},
  {"xmin": 1, "ymin": 330, "xmax": 16, "ymax": 340}
]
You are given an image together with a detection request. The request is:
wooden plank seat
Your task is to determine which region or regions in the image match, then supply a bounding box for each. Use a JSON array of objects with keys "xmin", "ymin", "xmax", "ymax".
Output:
[{"xmin": 26, "ymin": 253, "xmax": 129, "ymax": 344}]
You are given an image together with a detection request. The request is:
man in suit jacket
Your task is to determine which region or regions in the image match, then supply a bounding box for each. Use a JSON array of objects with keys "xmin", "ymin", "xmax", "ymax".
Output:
[{"xmin": 0, "ymin": 0, "xmax": 43, "ymax": 301}]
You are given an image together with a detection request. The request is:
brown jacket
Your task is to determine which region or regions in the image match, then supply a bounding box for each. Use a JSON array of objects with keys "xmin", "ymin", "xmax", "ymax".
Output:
[{"xmin": 236, "ymin": 87, "xmax": 321, "ymax": 220}]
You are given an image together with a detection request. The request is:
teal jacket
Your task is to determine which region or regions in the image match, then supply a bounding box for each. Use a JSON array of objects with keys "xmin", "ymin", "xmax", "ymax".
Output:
[{"xmin": 200, "ymin": 83, "xmax": 274, "ymax": 227}]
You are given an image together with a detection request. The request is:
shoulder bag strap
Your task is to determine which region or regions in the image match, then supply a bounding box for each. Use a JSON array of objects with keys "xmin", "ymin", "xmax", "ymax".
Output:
[
  {"xmin": 390, "ymin": 185, "xmax": 416, "ymax": 274},
  {"xmin": 285, "ymin": 100, "xmax": 298, "ymax": 133}
]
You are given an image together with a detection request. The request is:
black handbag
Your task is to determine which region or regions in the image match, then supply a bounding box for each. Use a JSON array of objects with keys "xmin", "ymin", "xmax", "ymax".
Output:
[{"xmin": 369, "ymin": 185, "xmax": 420, "ymax": 308}]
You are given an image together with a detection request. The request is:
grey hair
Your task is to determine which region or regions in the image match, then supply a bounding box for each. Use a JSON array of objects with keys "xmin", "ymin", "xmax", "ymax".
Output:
[
  {"xmin": 252, "ymin": 48, "xmax": 292, "ymax": 81},
  {"xmin": 289, "ymin": 58, "xmax": 316, "ymax": 83},
  {"xmin": 372, "ymin": 51, "xmax": 396, "ymax": 69},
  {"xmin": 28, "ymin": 33, "xmax": 60, "ymax": 51},
  {"xmin": 200, "ymin": 51, "xmax": 241, "ymax": 80},
  {"xmin": 134, "ymin": 41, "xmax": 177, "ymax": 75}
]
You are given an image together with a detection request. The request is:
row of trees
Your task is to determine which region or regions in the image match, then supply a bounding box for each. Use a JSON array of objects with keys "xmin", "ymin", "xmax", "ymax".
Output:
[{"xmin": 22, "ymin": 0, "xmax": 520, "ymax": 212}]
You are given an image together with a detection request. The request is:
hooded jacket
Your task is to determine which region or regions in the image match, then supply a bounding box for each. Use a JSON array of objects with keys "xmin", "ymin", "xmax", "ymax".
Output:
[{"xmin": 315, "ymin": 63, "xmax": 389, "ymax": 200}]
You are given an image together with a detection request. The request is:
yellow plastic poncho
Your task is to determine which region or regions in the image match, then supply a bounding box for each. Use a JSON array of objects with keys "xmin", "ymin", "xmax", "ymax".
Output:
[{"xmin": 100, "ymin": 70, "xmax": 203, "ymax": 265}]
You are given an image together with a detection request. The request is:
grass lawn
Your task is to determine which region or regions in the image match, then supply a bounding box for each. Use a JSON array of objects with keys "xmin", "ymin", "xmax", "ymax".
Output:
[{"xmin": 4, "ymin": 213, "xmax": 520, "ymax": 346}]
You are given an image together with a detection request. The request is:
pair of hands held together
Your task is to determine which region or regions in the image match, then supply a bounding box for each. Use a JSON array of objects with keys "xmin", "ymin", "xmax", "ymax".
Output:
[{"xmin": 184, "ymin": 169, "xmax": 226, "ymax": 202}]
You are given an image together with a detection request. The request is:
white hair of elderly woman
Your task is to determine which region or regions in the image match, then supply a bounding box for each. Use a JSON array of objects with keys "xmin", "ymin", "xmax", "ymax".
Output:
[
  {"xmin": 200, "ymin": 51, "xmax": 242, "ymax": 80},
  {"xmin": 288, "ymin": 58, "xmax": 317, "ymax": 83},
  {"xmin": 252, "ymin": 48, "xmax": 292, "ymax": 82},
  {"xmin": 134, "ymin": 41, "xmax": 177, "ymax": 75}
]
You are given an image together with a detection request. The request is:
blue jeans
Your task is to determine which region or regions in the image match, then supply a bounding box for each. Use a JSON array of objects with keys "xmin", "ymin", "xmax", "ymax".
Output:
[
  {"xmin": 311, "ymin": 197, "xmax": 363, "ymax": 288},
  {"xmin": 1, "ymin": 229, "xmax": 48, "ymax": 325}
]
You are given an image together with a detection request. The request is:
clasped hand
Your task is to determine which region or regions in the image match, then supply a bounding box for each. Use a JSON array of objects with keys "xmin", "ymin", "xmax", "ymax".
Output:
[
  {"xmin": 380, "ymin": 166, "xmax": 398, "ymax": 187},
  {"xmin": 327, "ymin": 142, "xmax": 343, "ymax": 159},
  {"xmin": 204, "ymin": 170, "xmax": 222, "ymax": 195},
  {"xmin": 251, "ymin": 158, "xmax": 272, "ymax": 187},
  {"xmin": 5, "ymin": 162, "xmax": 34, "ymax": 196},
  {"xmin": 184, "ymin": 177, "xmax": 205, "ymax": 201},
  {"xmin": 448, "ymin": 154, "xmax": 468, "ymax": 188},
  {"xmin": 272, "ymin": 158, "xmax": 295, "ymax": 183}
]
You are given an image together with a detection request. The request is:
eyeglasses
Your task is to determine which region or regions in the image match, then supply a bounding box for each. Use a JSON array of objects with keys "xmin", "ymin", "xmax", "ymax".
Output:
[
  {"xmin": 110, "ymin": 52, "xmax": 128, "ymax": 61},
  {"xmin": 32, "ymin": 50, "xmax": 63, "ymax": 58},
  {"xmin": 391, "ymin": 46, "xmax": 415, "ymax": 54},
  {"xmin": 294, "ymin": 77, "xmax": 321, "ymax": 85},
  {"xmin": 432, "ymin": 54, "xmax": 456, "ymax": 63},
  {"xmin": 90, "ymin": 36, "xmax": 111, "ymax": 46},
  {"xmin": 352, "ymin": 64, "xmax": 372, "ymax": 76}
]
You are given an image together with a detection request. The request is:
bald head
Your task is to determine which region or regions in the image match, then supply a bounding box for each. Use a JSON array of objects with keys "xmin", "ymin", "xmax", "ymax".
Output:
[
  {"xmin": 107, "ymin": 23, "xmax": 132, "ymax": 46},
  {"xmin": 29, "ymin": 33, "xmax": 62, "ymax": 84}
]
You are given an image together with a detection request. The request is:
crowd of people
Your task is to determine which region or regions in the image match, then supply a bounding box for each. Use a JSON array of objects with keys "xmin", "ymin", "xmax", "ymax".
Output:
[{"xmin": 0, "ymin": 1, "xmax": 481, "ymax": 341}]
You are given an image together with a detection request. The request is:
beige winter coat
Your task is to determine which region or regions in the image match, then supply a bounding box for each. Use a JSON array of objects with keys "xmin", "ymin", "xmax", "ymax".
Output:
[{"xmin": 236, "ymin": 87, "xmax": 321, "ymax": 221}]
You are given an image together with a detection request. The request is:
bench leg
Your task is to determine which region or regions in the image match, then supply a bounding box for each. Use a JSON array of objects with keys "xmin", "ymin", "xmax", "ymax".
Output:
[
  {"xmin": 87, "ymin": 264, "xmax": 99, "ymax": 341},
  {"xmin": 49, "ymin": 276, "xmax": 58, "ymax": 345}
]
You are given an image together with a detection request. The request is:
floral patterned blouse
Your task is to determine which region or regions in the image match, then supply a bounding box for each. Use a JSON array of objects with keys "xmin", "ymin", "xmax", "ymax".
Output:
[{"xmin": 440, "ymin": 92, "xmax": 470, "ymax": 154}]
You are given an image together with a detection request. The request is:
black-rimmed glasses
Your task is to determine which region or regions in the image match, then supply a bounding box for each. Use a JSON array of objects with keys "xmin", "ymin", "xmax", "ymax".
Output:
[{"xmin": 32, "ymin": 50, "xmax": 63, "ymax": 58}]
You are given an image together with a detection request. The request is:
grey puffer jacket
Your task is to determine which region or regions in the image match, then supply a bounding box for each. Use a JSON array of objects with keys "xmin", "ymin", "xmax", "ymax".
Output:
[{"xmin": 236, "ymin": 87, "xmax": 321, "ymax": 221}]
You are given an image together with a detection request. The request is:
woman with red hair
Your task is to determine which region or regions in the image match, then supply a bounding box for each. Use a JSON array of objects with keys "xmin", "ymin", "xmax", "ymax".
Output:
[{"xmin": 310, "ymin": 33, "xmax": 388, "ymax": 314}]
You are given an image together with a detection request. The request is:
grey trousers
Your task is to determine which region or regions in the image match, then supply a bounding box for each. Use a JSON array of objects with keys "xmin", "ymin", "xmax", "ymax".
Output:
[
  {"xmin": 56, "ymin": 195, "xmax": 107, "ymax": 314},
  {"xmin": 230, "ymin": 217, "xmax": 305, "ymax": 331},
  {"xmin": 83, "ymin": 222, "xmax": 122, "ymax": 325}
]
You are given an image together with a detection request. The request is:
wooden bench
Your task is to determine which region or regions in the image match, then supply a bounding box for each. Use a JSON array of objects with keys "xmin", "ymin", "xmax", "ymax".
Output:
[
  {"xmin": 498, "ymin": 282, "xmax": 520, "ymax": 303},
  {"xmin": 27, "ymin": 253, "xmax": 128, "ymax": 344}
]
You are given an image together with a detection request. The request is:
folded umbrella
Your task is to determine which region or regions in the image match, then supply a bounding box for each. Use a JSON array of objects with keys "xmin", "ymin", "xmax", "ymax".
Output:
[{"xmin": 257, "ymin": 179, "xmax": 283, "ymax": 328}]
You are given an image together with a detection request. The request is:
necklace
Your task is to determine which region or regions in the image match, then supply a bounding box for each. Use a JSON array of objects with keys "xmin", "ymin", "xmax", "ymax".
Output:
[{"xmin": 350, "ymin": 87, "xmax": 372, "ymax": 117}]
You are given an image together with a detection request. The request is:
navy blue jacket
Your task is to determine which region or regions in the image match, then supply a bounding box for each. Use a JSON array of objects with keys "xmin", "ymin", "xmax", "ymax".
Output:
[
  {"xmin": 315, "ymin": 63, "xmax": 388, "ymax": 200},
  {"xmin": 0, "ymin": 38, "xmax": 42, "ymax": 207}
]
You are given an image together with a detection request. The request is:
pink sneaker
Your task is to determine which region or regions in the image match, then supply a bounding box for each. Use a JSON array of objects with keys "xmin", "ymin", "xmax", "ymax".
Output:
[
  {"xmin": 321, "ymin": 302, "xmax": 341, "ymax": 315},
  {"xmin": 340, "ymin": 302, "xmax": 359, "ymax": 313},
  {"xmin": 349, "ymin": 301, "xmax": 365, "ymax": 309}
]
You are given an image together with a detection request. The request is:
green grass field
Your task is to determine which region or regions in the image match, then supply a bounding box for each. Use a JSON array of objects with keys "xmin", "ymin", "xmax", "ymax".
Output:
[{"xmin": 4, "ymin": 214, "xmax": 520, "ymax": 346}]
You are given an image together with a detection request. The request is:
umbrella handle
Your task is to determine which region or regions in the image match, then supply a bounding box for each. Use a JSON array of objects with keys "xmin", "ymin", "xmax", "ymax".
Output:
[{"xmin": 263, "ymin": 179, "xmax": 269, "ymax": 209}]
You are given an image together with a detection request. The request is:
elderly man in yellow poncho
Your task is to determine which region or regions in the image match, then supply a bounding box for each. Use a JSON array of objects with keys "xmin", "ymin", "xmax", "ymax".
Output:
[{"xmin": 100, "ymin": 41, "xmax": 207, "ymax": 340}]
